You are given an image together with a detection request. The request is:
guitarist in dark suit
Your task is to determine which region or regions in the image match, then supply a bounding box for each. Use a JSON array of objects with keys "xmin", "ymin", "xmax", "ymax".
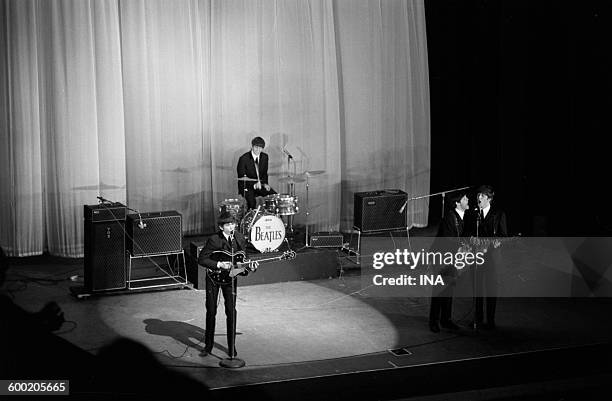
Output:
[
  {"xmin": 429, "ymin": 191, "xmax": 470, "ymax": 333},
  {"xmin": 197, "ymin": 212, "xmax": 257, "ymax": 356},
  {"xmin": 237, "ymin": 136, "xmax": 277, "ymax": 209},
  {"xmin": 473, "ymin": 185, "xmax": 508, "ymax": 330}
]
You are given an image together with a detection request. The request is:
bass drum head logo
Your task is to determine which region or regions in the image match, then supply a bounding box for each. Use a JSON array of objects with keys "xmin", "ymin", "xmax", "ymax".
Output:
[{"xmin": 250, "ymin": 215, "xmax": 285, "ymax": 252}]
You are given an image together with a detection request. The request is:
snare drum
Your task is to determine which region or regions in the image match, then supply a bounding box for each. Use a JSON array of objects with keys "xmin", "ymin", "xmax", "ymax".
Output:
[
  {"xmin": 275, "ymin": 194, "xmax": 299, "ymax": 215},
  {"xmin": 219, "ymin": 198, "xmax": 246, "ymax": 222},
  {"xmin": 240, "ymin": 209, "xmax": 285, "ymax": 253},
  {"xmin": 263, "ymin": 194, "xmax": 299, "ymax": 215}
]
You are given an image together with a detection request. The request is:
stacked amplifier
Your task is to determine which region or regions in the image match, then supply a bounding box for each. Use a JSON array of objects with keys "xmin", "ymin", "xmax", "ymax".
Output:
[
  {"xmin": 84, "ymin": 204, "xmax": 183, "ymax": 292},
  {"xmin": 84, "ymin": 203, "xmax": 127, "ymax": 292}
]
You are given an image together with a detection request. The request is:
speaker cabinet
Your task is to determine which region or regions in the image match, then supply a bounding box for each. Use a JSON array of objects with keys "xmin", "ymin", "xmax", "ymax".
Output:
[
  {"xmin": 310, "ymin": 232, "xmax": 344, "ymax": 248},
  {"xmin": 186, "ymin": 241, "xmax": 206, "ymax": 289},
  {"xmin": 126, "ymin": 211, "xmax": 182, "ymax": 256},
  {"xmin": 84, "ymin": 203, "xmax": 127, "ymax": 292},
  {"xmin": 353, "ymin": 190, "xmax": 407, "ymax": 232}
]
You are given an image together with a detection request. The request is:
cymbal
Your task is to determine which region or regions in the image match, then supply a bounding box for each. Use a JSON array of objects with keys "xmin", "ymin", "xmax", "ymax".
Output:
[
  {"xmin": 160, "ymin": 167, "xmax": 190, "ymax": 173},
  {"xmin": 278, "ymin": 176, "xmax": 306, "ymax": 184},
  {"xmin": 72, "ymin": 182, "xmax": 124, "ymax": 190},
  {"xmin": 302, "ymin": 170, "xmax": 326, "ymax": 176},
  {"xmin": 237, "ymin": 176, "xmax": 258, "ymax": 182}
]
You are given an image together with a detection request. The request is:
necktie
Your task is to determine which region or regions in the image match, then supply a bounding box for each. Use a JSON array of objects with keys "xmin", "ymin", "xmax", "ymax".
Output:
[{"xmin": 254, "ymin": 158, "xmax": 260, "ymax": 180}]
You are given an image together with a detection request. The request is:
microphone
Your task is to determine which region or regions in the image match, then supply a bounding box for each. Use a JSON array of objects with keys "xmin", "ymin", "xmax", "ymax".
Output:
[
  {"xmin": 124, "ymin": 205, "xmax": 146, "ymax": 229},
  {"xmin": 282, "ymin": 146, "xmax": 294, "ymax": 159},
  {"xmin": 399, "ymin": 200, "xmax": 408, "ymax": 213},
  {"xmin": 474, "ymin": 207, "xmax": 482, "ymax": 222},
  {"xmin": 97, "ymin": 196, "xmax": 111, "ymax": 204},
  {"xmin": 138, "ymin": 213, "xmax": 146, "ymax": 229}
]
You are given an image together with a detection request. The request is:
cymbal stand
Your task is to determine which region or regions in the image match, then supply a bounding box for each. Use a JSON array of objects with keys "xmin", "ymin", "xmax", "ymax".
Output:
[
  {"xmin": 241, "ymin": 175, "xmax": 248, "ymax": 210},
  {"xmin": 285, "ymin": 154, "xmax": 297, "ymax": 235},
  {"xmin": 297, "ymin": 174, "xmax": 311, "ymax": 250}
]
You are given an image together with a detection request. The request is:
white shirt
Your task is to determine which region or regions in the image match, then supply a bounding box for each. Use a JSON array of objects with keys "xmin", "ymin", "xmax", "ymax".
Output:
[
  {"xmin": 251, "ymin": 151, "xmax": 260, "ymax": 180},
  {"xmin": 482, "ymin": 204, "xmax": 491, "ymax": 219},
  {"xmin": 455, "ymin": 208, "xmax": 465, "ymax": 220}
]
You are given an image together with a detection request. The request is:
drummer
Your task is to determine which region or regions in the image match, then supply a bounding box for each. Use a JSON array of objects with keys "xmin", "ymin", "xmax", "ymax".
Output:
[{"xmin": 237, "ymin": 136, "xmax": 277, "ymax": 210}]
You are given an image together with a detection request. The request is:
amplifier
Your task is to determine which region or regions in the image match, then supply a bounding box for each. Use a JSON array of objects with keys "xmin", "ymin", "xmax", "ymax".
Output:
[
  {"xmin": 84, "ymin": 202, "xmax": 126, "ymax": 222},
  {"xmin": 83, "ymin": 203, "xmax": 127, "ymax": 292},
  {"xmin": 186, "ymin": 241, "xmax": 206, "ymax": 289},
  {"xmin": 189, "ymin": 241, "xmax": 206, "ymax": 260},
  {"xmin": 354, "ymin": 189, "xmax": 407, "ymax": 232},
  {"xmin": 310, "ymin": 232, "xmax": 344, "ymax": 248},
  {"xmin": 126, "ymin": 211, "xmax": 182, "ymax": 256}
]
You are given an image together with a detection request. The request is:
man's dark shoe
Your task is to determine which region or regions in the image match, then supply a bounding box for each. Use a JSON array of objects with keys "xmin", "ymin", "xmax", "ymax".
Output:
[
  {"xmin": 200, "ymin": 345, "xmax": 213, "ymax": 356},
  {"xmin": 440, "ymin": 321, "xmax": 460, "ymax": 330},
  {"xmin": 429, "ymin": 322, "xmax": 440, "ymax": 333}
]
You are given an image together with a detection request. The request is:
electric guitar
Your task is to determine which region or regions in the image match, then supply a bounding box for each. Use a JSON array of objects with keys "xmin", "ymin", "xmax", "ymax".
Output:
[{"xmin": 206, "ymin": 249, "xmax": 296, "ymax": 285}]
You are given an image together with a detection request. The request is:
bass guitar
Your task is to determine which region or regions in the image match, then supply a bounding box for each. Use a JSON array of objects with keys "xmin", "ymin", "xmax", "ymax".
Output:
[
  {"xmin": 206, "ymin": 249, "xmax": 296, "ymax": 285},
  {"xmin": 465, "ymin": 235, "xmax": 521, "ymax": 254}
]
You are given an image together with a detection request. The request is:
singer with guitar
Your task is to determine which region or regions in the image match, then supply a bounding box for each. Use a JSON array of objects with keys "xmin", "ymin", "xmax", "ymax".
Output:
[
  {"xmin": 237, "ymin": 136, "xmax": 277, "ymax": 210},
  {"xmin": 472, "ymin": 185, "xmax": 507, "ymax": 330},
  {"xmin": 198, "ymin": 211, "xmax": 258, "ymax": 357},
  {"xmin": 429, "ymin": 191, "xmax": 470, "ymax": 333}
]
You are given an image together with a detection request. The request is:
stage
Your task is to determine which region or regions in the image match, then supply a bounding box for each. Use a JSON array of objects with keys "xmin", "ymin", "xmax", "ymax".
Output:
[{"xmin": 3, "ymin": 234, "xmax": 612, "ymax": 399}]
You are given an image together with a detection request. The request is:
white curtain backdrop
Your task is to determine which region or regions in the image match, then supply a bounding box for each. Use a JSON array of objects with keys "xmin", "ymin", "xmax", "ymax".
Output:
[
  {"xmin": 336, "ymin": 0, "xmax": 430, "ymax": 229},
  {"xmin": 0, "ymin": 0, "xmax": 429, "ymax": 257}
]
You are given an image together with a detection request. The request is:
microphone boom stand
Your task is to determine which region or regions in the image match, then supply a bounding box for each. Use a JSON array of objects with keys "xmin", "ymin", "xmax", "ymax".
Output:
[{"xmin": 297, "ymin": 173, "xmax": 311, "ymax": 251}]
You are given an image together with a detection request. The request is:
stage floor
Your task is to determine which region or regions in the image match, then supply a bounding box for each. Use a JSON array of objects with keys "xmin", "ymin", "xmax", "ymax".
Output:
[{"xmin": 4, "ymin": 239, "xmax": 612, "ymax": 399}]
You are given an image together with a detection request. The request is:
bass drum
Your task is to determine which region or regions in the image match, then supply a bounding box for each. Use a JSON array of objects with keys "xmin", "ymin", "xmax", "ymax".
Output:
[{"xmin": 241, "ymin": 210, "xmax": 286, "ymax": 253}]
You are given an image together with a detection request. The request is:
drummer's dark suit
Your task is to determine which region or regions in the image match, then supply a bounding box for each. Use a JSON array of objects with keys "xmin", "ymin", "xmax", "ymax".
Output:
[
  {"xmin": 198, "ymin": 231, "xmax": 249, "ymax": 355},
  {"xmin": 237, "ymin": 151, "xmax": 276, "ymax": 209}
]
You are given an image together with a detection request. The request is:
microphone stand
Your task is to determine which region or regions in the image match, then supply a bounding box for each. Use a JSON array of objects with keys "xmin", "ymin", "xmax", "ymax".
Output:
[
  {"xmin": 297, "ymin": 173, "xmax": 311, "ymax": 251},
  {"xmin": 220, "ymin": 231, "xmax": 245, "ymax": 368},
  {"xmin": 241, "ymin": 175, "xmax": 248, "ymax": 211},
  {"xmin": 472, "ymin": 208, "xmax": 481, "ymax": 332}
]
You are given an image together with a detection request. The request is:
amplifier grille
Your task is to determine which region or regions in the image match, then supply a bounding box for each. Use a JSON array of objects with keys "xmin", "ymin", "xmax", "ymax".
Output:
[
  {"xmin": 354, "ymin": 190, "xmax": 407, "ymax": 232},
  {"xmin": 126, "ymin": 211, "xmax": 182, "ymax": 256}
]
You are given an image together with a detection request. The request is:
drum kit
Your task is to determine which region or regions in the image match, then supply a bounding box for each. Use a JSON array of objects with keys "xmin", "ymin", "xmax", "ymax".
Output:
[{"xmin": 219, "ymin": 170, "xmax": 326, "ymax": 253}]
